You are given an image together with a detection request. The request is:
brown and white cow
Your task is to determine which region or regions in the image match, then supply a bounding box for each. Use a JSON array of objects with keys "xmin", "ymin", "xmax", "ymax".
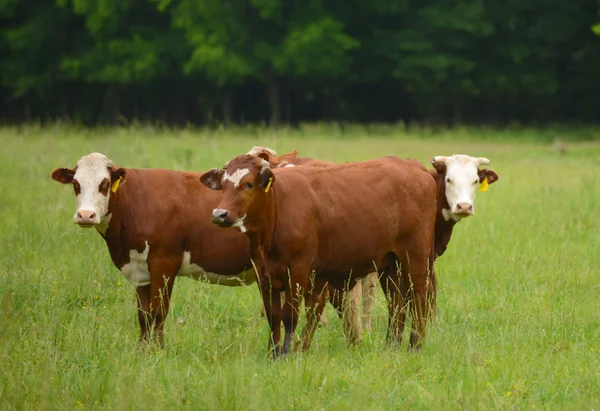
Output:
[
  {"xmin": 200, "ymin": 154, "xmax": 438, "ymax": 356},
  {"xmin": 50, "ymin": 150, "xmax": 308, "ymax": 346},
  {"xmin": 357, "ymin": 154, "xmax": 500, "ymax": 318}
]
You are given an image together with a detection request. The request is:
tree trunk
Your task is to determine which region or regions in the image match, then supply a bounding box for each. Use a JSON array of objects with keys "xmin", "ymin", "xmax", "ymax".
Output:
[
  {"xmin": 452, "ymin": 97, "xmax": 463, "ymax": 126},
  {"xmin": 61, "ymin": 86, "xmax": 71, "ymax": 122},
  {"xmin": 24, "ymin": 96, "xmax": 31, "ymax": 122},
  {"xmin": 324, "ymin": 82, "xmax": 341, "ymax": 122},
  {"xmin": 265, "ymin": 69, "xmax": 280, "ymax": 127},
  {"xmin": 284, "ymin": 87, "xmax": 292, "ymax": 125},
  {"xmin": 111, "ymin": 89, "xmax": 120, "ymax": 125},
  {"xmin": 222, "ymin": 88, "xmax": 233, "ymax": 127},
  {"xmin": 133, "ymin": 92, "xmax": 139, "ymax": 123}
]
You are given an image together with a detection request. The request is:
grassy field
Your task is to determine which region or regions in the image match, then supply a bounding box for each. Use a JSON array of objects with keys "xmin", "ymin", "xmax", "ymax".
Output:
[{"xmin": 1, "ymin": 124, "xmax": 599, "ymax": 410}]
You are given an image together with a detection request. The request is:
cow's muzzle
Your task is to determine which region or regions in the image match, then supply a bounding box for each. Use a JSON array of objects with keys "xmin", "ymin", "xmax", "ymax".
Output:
[
  {"xmin": 453, "ymin": 202, "xmax": 474, "ymax": 216},
  {"xmin": 212, "ymin": 208, "xmax": 233, "ymax": 227},
  {"xmin": 74, "ymin": 210, "xmax": 97, "ymax": 227}
]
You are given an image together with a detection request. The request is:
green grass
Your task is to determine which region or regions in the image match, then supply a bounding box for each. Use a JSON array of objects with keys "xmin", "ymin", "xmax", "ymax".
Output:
[{"xmin": 1, "ymin": 125, "xmax": 599, "ymax": 410}]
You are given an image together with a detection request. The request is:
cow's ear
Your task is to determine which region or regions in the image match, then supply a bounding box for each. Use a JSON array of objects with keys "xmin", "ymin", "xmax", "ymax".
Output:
[
  {"xmin": 259, "ymin": 167, "xmax": 275, "ymax": 192},
  {"xmin": 110, "ymin": 167, "xmax": 126, "ymax": 184},
  {"xmin": 429, "ymin": 158, "xmax": 446, "ymax": 175},
  {"xmin": 51, "ymin": 167, "xmax": 75, "ymax": 184},
  {"xmin": 478, "ymin": 169, "xmax": 499, "ymax": 184},
  {"xmin": 276, "ymin": 150, "xmax": 298, "ymax": 166},
  {"xmin": 200, "ymin": 168, "xmax": 225, "ymax": 190},
  {"xmin": 257, "ymin": 152, "xmax": 272, "ymax": 163}
]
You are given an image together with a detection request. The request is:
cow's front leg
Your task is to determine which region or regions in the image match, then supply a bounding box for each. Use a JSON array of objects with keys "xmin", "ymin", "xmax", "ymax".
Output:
[
  {"xmin": 281, "ymin": 262, "xmax": 312, "ymax": 355},
  {"xmin": 147, "ymin": 254, "xmax": 180, "ymax": 347},
  {"xmin": 259, "ymin": 277, "xmax": 283, "ymax": 358},
  {"xmin": 135, "ymin": 285, "xmax": 151, "ymax": 343}
]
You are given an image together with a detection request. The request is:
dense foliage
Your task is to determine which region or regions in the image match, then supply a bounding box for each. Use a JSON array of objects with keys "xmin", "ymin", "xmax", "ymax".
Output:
[{"xmin": 1, "ymin": 0, "xmax": 599, "ymax": 126}]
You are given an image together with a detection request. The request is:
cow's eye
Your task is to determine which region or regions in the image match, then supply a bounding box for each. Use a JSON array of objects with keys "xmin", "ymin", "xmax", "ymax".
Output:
[
  {"xmin": 245, "ymin": 182, "xmax": 254, "ymax": 189},
  {"xmin": 73, "ymin": 180, "xmax": 81, "ymax": 194},
  {"xmin": 473, "ymin": 180, "xmax": 478, "ymax": 186},
  {"xmin": 446, "ymin": 178, "xmax": 452, "ymax": 184},
  {"xmin": 98, "ymin": 179, "xmax": 110, "ymax": 193}
]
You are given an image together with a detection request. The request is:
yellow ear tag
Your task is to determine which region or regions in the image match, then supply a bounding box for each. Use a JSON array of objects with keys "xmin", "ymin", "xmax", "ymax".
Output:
[
  {"xmin": 111, "ymin": 176, "xmax": 123, "ymax": 193},
  {"xmin": 479, "ymin": 177, "xmax": 488, "ymax": 192},
  {"xmin": 264, "ymin": 177, "xmax": 273, "ymax": 193}
]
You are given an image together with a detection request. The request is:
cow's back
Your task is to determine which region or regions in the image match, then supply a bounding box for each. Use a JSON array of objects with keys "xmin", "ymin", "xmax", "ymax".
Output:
[
  {"xmin": 271, "ymin": 157, "xmax": 436, "ymax": 278},
  {"xmin": 105, "ymin": 168, "xmax": 251, "ymax": 278}
]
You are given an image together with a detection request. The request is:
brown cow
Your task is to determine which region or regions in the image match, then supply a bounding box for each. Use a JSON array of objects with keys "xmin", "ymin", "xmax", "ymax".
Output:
[
  {"xmin": 200, "ymin": 154, "xmax": 437, "ymax": 356},
  {"xmin": 248, "ymin": 147, "xmax": 377, "ymax": 341},
  {"xmin": 50, "ymin": 149, "xmax": 310, "ymax": 346}
]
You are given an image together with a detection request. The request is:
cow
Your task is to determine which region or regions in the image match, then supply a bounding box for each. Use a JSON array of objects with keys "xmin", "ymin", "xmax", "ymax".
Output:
[
  {"xmin": 247, "ymin": 147, "xmax": 378, "ymax": 340},
  {"xmin": 50, "ymin": 149, "xmax": 310, "ymax": 346},
  {"xmin": 357, "ymin": 154, "xmax": 500, "ymax": 318},
  {"xmin": 200, "ymin": 154, "xmax": 438, "ymax": 356}
]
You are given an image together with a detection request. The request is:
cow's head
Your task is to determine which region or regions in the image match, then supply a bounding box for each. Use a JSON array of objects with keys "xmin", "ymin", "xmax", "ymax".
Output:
[
  {"xmin": 430, "ymin": 154, "xmax": 498, "ymax": 221},
  {"xmin": 242, "ymin": 146, "xmax": 298, "ymax": 169},
  {"xmin": 51, "ymin": 153, "xmax": 126, "ymax": 227},
  {"xmin": 200, "ymin": 153, "xmax": 274, "ymax": 233}
]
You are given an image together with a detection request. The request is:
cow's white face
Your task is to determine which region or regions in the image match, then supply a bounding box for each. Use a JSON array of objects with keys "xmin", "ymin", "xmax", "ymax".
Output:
[
  {"xmin": 432, "ymin": 154, "xmax": 496, "ymax": 222},
  {"xmin": 51, "ymin": 153, "xmax": 126, "ymax": 228},
  {"xmin": 72, "ymin": 154, "xmax": 113, "ymax": 226}
]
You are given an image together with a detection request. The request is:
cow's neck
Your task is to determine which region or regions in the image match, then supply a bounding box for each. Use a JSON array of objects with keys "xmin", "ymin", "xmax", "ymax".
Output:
[
  {"xmin": 245, "ymin": 191, "xmax": 276, "ymax": 263},
  {"xmin": 430, "ymin": 170, "xmax": 458, "ymax": 259},
  {"xmin": 96, "ymin": 168, "xmax": 134, "ymax": 252}
]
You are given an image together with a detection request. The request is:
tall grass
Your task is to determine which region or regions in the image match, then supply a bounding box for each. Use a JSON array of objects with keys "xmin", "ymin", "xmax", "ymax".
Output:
[{"xmin": 1, "ymin": 126, "xmax": 599, "ymax": 410}]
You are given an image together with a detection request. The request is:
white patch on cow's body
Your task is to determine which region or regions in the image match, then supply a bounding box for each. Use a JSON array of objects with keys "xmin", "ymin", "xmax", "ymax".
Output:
[
  {"xmin": 232, "ymin": 214, "xmax": 247, "ymax": 233},
  {"xmin": 73, "ymin": 153, "xmax": 113, "ymax": 225},
  {"xmin": 434, "ymin": 154, "xmax": 489, "ymax": 218},
  {"xmin": 223, "ymin": 168, "xmax": 250, "ymax": 188},
  {"xmin": 178, "ymin": 251, "xmax": 256, "ymax": 286},
  {"xmin": 120, "ymin": 241, "xmax": 150, "ymax": 287},
  {"xmin": 279, "ymin": 162, "xmax": 295, "ymax": 168},
  {"xmin": 247, "ymin": 146, "xmax": 277, "ymax": 156},
  {"xmin": 95, "ymin": 213, "xmax": 112, "ymax": 235}
]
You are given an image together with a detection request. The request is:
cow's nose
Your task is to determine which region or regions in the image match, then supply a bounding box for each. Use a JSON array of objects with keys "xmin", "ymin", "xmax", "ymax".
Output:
[
  {"xmin": 76, "ymin": 210, "xmax": 96, "ymax": 224},
  {"xmin": 456, "ymin": 202, "xmax": 473, "ymax": 214},
  {"xmin": 212, "ymin": 209, "xmax": 227, "ymax": 221}
]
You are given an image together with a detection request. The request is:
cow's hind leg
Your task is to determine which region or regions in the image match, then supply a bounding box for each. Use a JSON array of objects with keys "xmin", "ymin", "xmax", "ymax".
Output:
[
  {"xmin": 361, "ymin": 272, "xmax": 378, "ymax": 333},
  {"xmin": 379, "ymin": 266, "xmax": 408, "ymax": 348},
  {"xmin": 300, "ymin": 279, "xmax": 329, "ymax": 352}
]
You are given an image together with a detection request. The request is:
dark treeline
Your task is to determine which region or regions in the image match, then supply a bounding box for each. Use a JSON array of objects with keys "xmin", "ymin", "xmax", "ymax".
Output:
[{"xmin": 1, "ymin": 0, "xmax": 599, "ymax": 127}]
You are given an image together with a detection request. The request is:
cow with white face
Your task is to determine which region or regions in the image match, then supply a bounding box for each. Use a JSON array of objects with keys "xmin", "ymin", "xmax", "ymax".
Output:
[
  {"xmin": 51, "ymin": 149, "xmax": 320, "ymax": 347},
  {"xmin": 51, "ymin": 153, "xmax": 126, "ymax": 229},
  {"xmin": 430, "ymin": 154, "xmax": 499, "ymax": 222}
]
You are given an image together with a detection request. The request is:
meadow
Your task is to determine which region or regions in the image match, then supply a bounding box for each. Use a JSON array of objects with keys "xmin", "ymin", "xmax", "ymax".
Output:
[{"xmin": 1, "ymin": 124, "xmax": 599, "ymax": 410}]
